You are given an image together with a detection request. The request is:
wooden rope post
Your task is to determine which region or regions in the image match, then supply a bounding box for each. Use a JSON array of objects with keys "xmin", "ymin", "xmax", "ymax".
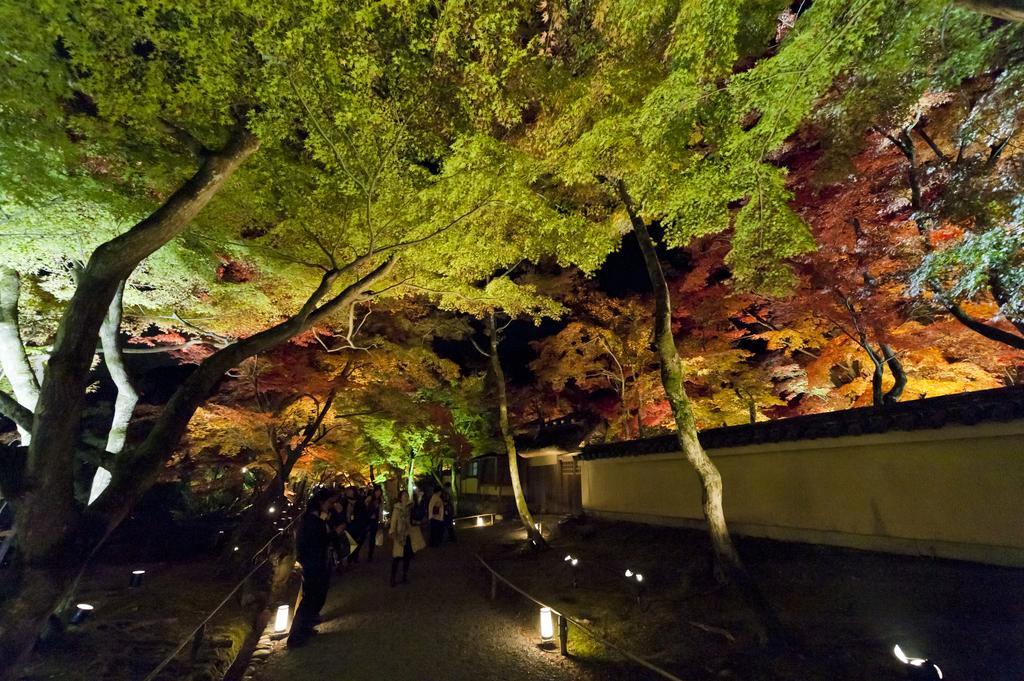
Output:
[
  {"xmin": 189, "ymin": 622, "xmax": 206, "ymax": 666},
  {"xmin": 558, "ymin": 614, "xmax": 569, "ymax": 656},
  {"xmin": 474, "ymin": 554, "xmax": 687, "ymax": 681}
]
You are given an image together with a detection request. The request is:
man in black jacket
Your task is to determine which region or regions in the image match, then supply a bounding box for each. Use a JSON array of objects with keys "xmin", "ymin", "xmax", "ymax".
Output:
[{"xmin": 288, "ymin": 487, "xmax": 338, "ymax": 648}]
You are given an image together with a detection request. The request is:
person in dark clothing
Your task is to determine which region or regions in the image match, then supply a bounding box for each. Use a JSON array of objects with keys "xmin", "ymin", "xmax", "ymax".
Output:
[
  {"xmin": 410, "ymin": 487, "xmax": 428, "ymax": 528},
  {"xmin": 364, "ymin": 485, "xmax": 384, "ymax": 562},
  {"xmin": 427, "ymin": 485, "xmax": 444, "ymax": 547},
  {"xmin": 346, "ymin": 488, "xmax": 368, "ymax": 564},
  {"xmin": 443, "ymin": 483, "xmax": 457, "ymax": 543},
  {"xmin": 288, "ymin": 488, "xmax": 337, "ymax": 648},
  {"xmin": 326, "ymin": 496, "xmax": 349, "ymax": 573}
]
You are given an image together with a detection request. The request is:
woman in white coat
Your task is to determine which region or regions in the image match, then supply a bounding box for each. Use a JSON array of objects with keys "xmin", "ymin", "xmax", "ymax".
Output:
[{"xmin": 389, "ymin": 490, "xmax": 416, "ymax": 585}]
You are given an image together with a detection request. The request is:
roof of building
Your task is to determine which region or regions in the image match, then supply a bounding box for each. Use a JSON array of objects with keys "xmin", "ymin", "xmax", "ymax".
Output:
[
  {"xmin": 464, "ymin": 413, "xmax": 603, "ymax": 462},
  {"xmin": 580, "ymin": 385, "xmax": 1024, "ymax": 461},
  {"xmin": 516, "ymin": 412, "xmax": 603, "ymax": 458}
]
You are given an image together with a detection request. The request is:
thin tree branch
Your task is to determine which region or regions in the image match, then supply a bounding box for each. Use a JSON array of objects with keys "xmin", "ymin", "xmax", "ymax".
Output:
[
  {"xmin": 946, "ymin": 303, "xmax": 1024, "ymax": 350},
  {"xmin": 914, "ymin": 125, "xmax": 949, "ymax": 164},
  {"xmin": 0, "ymin": 389, "xmax": 32, "ymax": 431}
]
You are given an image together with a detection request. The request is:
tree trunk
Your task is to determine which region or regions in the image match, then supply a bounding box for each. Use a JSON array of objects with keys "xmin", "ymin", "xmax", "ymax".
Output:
[
  {"xmin": 407, "ymin": 452, "xmax": 416, "ymax": 497},
  {"xmin": 880, "ymin": 344, "xmax": 906, "ymax": 404},
  {"xmin": 0, "ymin": 559, "xmax": 75, "ymax": 675},
  {"xmin": 0, "ymin": 255, "xmax": 391, "ymax": 679},
  {"xmin": 93, "ymin": 257, "xmax": 393, "ymax": 521},
  {"xmin": 1, "ymin": 131, "xmax": 259, "ymax": 678},
  {"xmin": 634, "ymin": 373, "xmax": 646, "ymax": 438},
  {"xmin": 486, "ymin": 314, "xmax": 543, "ymax": 545},
  {"xmin": 449, "ymin": 466, "xmax": 459, "ymax": 515},
  {"xmin": 956, "ymin": 0, "xmax": 1024, "ymax": 22},
  {"xmin": 945, "ymin": 302, "xmax": 1024, "ymax": 350},
  {"xmin": 0, "ymin": 268, "xmax": 40, "ymax": 443},
  {"xmin": 99, "ymin": 282, "xmax": 138, "ymax": 455},
  {"xmin": 865, "ymin": 343, "xmax": 886, "ymax": 406},
  {"xmin": 17, "ymin": 129, "xmax": 259, "ymax": 567},
  {"xmin": 616, "ymin": 181, "xmax": 782, "ymax": 645}
]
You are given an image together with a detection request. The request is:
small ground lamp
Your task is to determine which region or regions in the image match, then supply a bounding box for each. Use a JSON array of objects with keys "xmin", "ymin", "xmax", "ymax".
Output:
[
  {"xmin": 267, "ymin": 505, "xmax": 277, "ymax": 515},
  {"xmin": 893, "ymin": 644, "xmax": 943, "ymax": 680},
  {"xmin": 271, "ymin": 604, "xmax": 290, "ymax": 639},
  {"xmin": 70, "ymin": 603, "xmax": 94, "ymax": 625},
  {"xmin": 539, "ymin": 606, "xmax": 554, "ymax": 643},
  {"xmin": 129, "ymin": 569, "xmax": 145, "ymax": 588},
  {"xmin": 563, "ymin": 554, "xmax": 579, "ymax": 588},
  {"xmin": 625, "ymin": 569, "xmax": 645, "ymax": 603}
]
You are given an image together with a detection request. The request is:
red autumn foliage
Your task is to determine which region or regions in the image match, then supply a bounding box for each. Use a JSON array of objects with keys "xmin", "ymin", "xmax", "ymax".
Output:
[{"xmin": 215, "ymin": 255, "xmax": 259, "ymax": 283}]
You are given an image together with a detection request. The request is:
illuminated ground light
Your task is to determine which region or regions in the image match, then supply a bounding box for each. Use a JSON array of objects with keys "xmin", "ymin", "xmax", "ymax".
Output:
[
  {"xmin": 625, "ymin": 569, "xmax": 644, "ymax": 603},
  {"xmin": 563, "ymin": 554, "xmax": 579, "ymax": 588},
  {"xmin": 272, "ymin": 604, "xmax": 290, "ymax": 639},
  {"xmin": 894, "ymin": 644, "xmax": 943, "ymax": 680},
  {"xmin": 129, "ymin": 569, "xmax": 145, "ymax": 588},
  {"xmin": 539, "ymin": 607, "xmax": 554, "ymax": 642},
  {"xmin": 70, "ymin": 603, "xmax": 94, "ymax": 625}
]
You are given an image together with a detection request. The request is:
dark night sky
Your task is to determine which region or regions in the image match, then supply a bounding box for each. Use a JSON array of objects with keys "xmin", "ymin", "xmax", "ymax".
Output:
[{"xmin": 437, "ymin": 228, "xmax": 693, "ymax": 386}]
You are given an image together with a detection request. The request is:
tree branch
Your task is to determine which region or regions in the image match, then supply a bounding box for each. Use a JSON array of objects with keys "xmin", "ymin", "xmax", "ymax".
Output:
[
  {"xmin": 0, "ymin": 389, "xmax": 32, "ymax": 432},
  {"xmin": 0, "ymin": 268, "xmax": 40, "ymax": 441},
  {"xmin": 955, "ymin": 0, "xmax": 1024, "ymax": 22},
  {"xmin": 880, "ymin": 344, "xmax": 906, "ymax": 404},
  {"xmin": 22, "ymin": 126, "xmax": 258, "ymax": 548},
  {"xmin": 374, "ymin": 200, "xmax": 495, "ymax": 254},
  {"xmin": 90, "ymin": 256, "xmax": 397, "ymax": 522},
  {"xmin": 946, "ymin": 303, "xmax": 1024, "ymax": 350},
  {"xmin": 914, "ymin": 125, "xmax": 949, "ymax": 165},
  {"xmin": 99, "ymin": 281, "xmax": 139, "ymax": 455}
]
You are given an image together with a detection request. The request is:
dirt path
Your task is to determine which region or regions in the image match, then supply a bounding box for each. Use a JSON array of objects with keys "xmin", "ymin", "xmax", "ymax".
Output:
[{"xmin": 251, "ymin": 541, "xmax": 610, "ymax": 681}]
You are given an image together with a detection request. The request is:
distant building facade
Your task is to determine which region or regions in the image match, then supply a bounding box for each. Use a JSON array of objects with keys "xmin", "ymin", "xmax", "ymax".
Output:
[{"xmin": 458, "ymin": 413, "xmax": 598, "ymax": 516}]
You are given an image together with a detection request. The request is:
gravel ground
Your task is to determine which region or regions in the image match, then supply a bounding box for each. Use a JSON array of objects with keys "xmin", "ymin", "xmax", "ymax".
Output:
[{"xmin": 252, "ymin": 539, "xmax": 616, "ymax": 681}]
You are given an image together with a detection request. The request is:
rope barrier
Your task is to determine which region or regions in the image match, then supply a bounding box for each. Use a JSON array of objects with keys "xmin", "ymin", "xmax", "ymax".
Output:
[
  {"xmin": 139, "ymin": 512, "xmax": 301, "ymax": 681},
  {"xmin": 453, "ymin": 512, "xmax": 497, "ymax": 527},
  {"xmin": 474, "ymin": 554, "xmax": 688, "ymax": 681}
]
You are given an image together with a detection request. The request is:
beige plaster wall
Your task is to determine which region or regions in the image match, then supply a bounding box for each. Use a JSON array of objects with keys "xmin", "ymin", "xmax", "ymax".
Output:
[{"xmin": 581, "ymin": 420, "xmax": 1024, "ymax": 566}]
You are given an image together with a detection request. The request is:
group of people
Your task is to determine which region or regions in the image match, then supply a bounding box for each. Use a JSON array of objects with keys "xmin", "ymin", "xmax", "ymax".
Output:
[{"xmin": 287, "ymin": 482, "xmax": 457, "ymax": 647}]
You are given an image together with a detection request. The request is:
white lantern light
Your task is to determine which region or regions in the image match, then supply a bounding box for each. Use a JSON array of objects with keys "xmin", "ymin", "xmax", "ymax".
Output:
[
  {"xmin": 624, "ymin": 569, "xmax": 633, "ymax": 578},
  {"xmin": 539, "ymin": 607, "xmax": 554, "ymax": 641},
  {"xmin": 241, "ymin": 466, "xmax": 248, "ymax": 473},
  {"xmin": 635, "ymin": 573, "xmax": 643, "ymax": 582},
  {"xmin": 70, "ymin": 603, "xmax": 94, "ymax": 625},
  {"xmin": 274, "ymin": 604, "xmax": 290, "ymax": 634},
  {"xmin": 894, "ymin": 644, "xmax": 943, "ymax": 679},
  {"xmin": 268, "ymin": 506, "xmax": 277, "ymax": 514},
  {"xmin": 571, "ymin": 558, "xmax": 578, "ymax": 566},
  {"xmin": 129, "ymin": 569, "xmax": 145, "ymax": 588}
]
